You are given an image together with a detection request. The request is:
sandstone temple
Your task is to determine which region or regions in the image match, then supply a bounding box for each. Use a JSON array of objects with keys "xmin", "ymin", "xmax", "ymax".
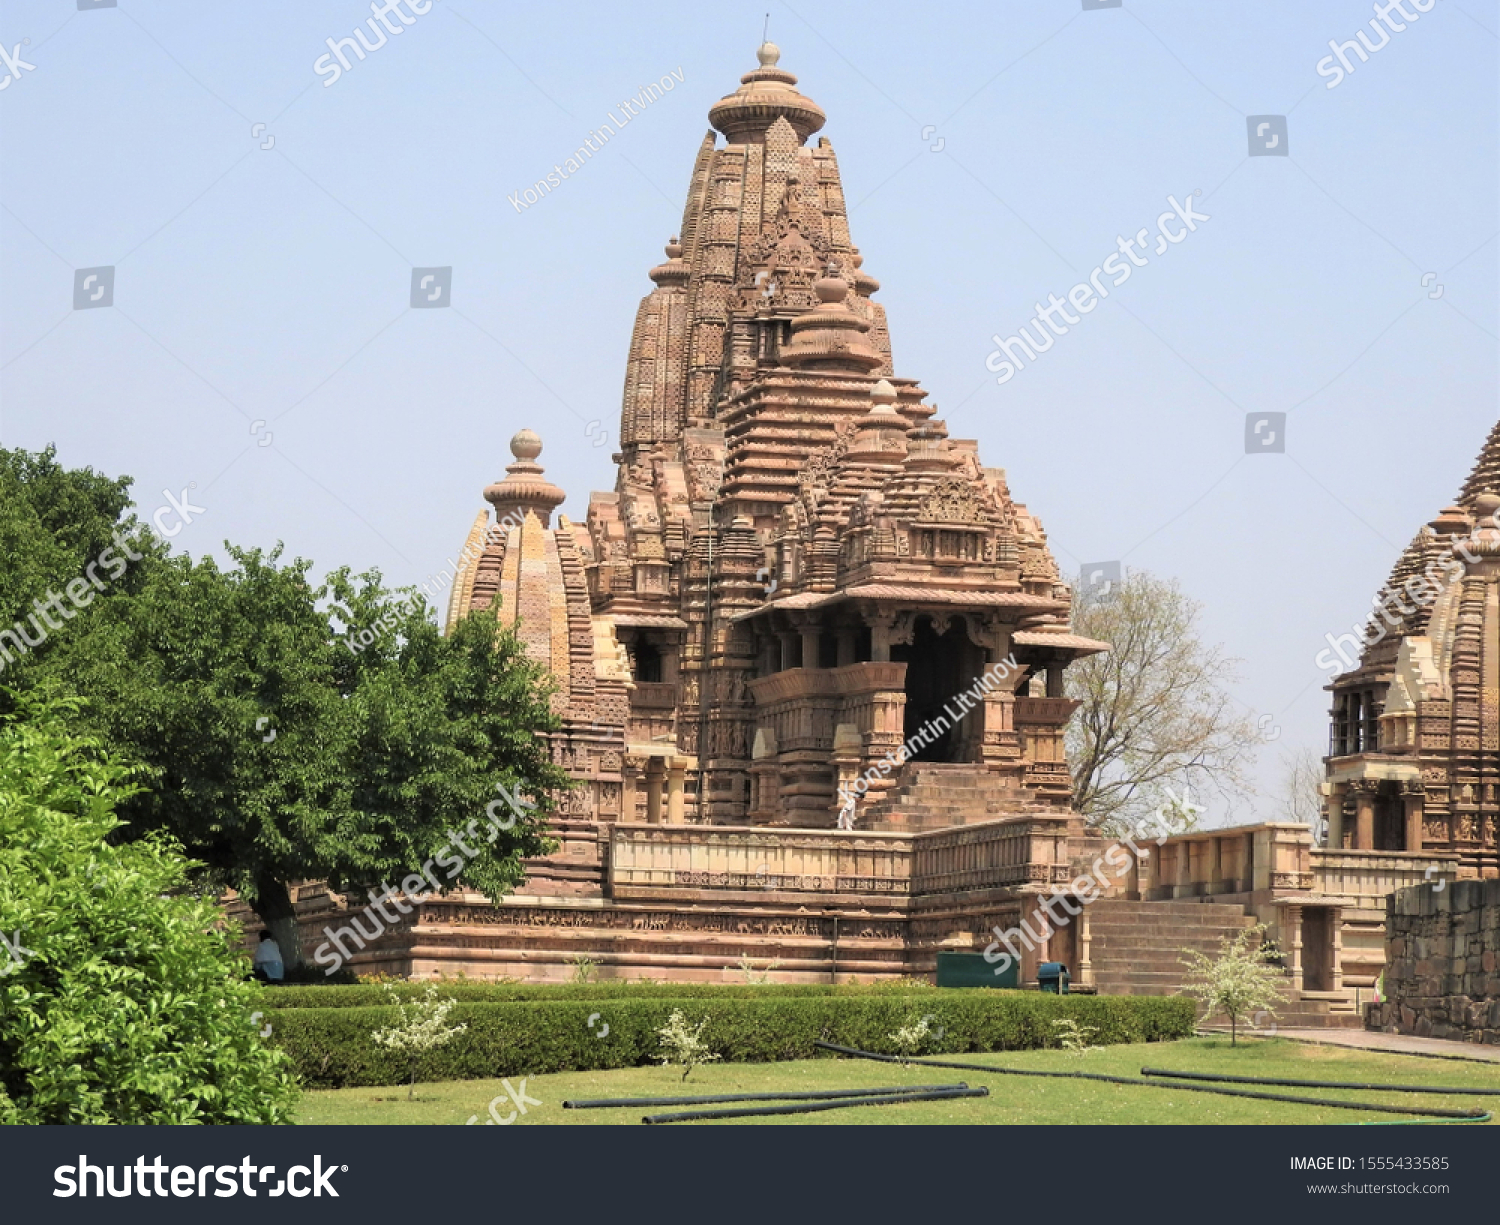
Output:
[{"xmin": 265, "ymin": 48, "xmax": 1493, "ymax": 1032}]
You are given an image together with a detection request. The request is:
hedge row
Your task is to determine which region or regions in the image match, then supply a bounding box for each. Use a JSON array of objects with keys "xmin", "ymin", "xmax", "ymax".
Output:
[
  {"xmin": 265, "ymin": 981, "xmax": 944, "ymax": 1009},
  {"xmin": 267, "ymin": 992, "xmax": 1195, "ymax": 1088}
]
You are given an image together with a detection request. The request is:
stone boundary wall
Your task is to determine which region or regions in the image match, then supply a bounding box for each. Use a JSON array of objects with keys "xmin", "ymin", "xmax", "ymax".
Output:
[{"xmin": 1368, "ymin": 879, "xmax": 1500, "ymax": 1044}]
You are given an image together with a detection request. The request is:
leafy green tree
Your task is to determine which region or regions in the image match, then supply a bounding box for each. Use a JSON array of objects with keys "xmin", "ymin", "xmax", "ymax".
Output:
[
  {"xmin": 0, "ymin": 689, "xmax": 298, "ymax": 1124},
  {"xmin": 0, "ymin": 446, "xmax": 164, "ymax": 694},
  {"xmin": 36, "ymin": 545, "xmax": 572, "ymax": 971}
]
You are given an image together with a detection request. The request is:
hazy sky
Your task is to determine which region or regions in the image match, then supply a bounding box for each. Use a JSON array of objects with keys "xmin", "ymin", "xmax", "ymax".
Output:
[{"xmin": 2, "ymin": 0, "xmax": 1495, "ymax": 825}]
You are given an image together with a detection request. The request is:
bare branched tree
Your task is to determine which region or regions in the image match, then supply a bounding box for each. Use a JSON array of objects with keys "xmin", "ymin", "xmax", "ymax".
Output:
[
  {"xmin": 1065, "ymin": 570, "xmax": 1257, "ymax": 833},
  {"xmin": 1278, "ymin": 745, "xmax": 1325, "ymax": 839}
]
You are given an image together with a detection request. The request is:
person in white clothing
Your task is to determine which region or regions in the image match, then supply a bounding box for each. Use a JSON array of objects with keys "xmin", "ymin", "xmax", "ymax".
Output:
[{"xmin": 253, "ymin": 931, "xmax": 284, "ymax": 983}]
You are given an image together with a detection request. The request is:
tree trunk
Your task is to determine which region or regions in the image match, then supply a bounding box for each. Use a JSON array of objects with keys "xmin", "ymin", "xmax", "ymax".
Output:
[
  {"xmin": 1231, "ymin": 1014, "xmax": 1237, "ymax": 1047},
  {"xmin": 252, "ymin": 871, "xmax": 306, "ymax": 974}
]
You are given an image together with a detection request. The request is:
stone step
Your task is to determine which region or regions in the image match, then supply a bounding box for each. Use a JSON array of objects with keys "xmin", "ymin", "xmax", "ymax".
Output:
[{"xmin": 1089, "ymin": 929, "xmax": 1255, "ymax": 946}]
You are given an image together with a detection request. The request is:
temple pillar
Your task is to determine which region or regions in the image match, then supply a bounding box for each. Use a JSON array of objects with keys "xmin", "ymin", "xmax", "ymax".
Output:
[
  {"xmin": 666, "ymin": 758, "xmax": 687, "ymax": 823},
  {"xmin": 621, "ymin": 755, "xmax": 644, "ymax": 824},
  {"xmin": 778, "ymin": 632, "xmax": 799, "ymax": 671},
  {"xmin": 1402, "ymin": 781, "xmax": 1425, "ymax": 852},
  {"xmin": 1326, "ymin": 781, "xmax": 1345, "ymax": 849},
  {"xmin": 869, "ymin": 613, "xmax": 894, "ymax": 663},
  {"xmin": 800, "ymin": 626, "xmax": 821, "ymax": 670},
  {"xmin": 1352, "ymin": 779, "xmax": 1378, "ymax": 850},
  {"xmin": 644, "ymin": 758, "xmax": 664, "ymax": 824},
  {"xmin": 836, "ymin": 629, "xmax": 856, "ymax": 667},
  {"xmin": 1045, "ymin": 664, "xmax": 1064, "ymax": 698}
]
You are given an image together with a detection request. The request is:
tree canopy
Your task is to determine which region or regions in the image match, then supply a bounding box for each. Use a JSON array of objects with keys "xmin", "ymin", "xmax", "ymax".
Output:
[{"xmin": 2, "ymin": 446, "xmax": 573, "ymax": 971}]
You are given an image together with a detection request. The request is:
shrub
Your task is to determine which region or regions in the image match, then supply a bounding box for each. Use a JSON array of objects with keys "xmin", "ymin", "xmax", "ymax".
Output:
[
  {"xmin": 265, "ymin": 980, "xmax": 995, "ymax": 1010},
  {"xmin": 0, "ymin": 691, "xmax": 298, "ymax": 1123},
  {"xmin": 266, "ymin": 990, "xmax": 1195, "ymax": 1088}
]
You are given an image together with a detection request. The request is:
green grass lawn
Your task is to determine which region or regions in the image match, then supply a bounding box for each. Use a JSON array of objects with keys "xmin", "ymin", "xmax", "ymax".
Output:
[{"xmin": 296, "ymin": 1037, "xmax": 1500, "ymax": 1126}]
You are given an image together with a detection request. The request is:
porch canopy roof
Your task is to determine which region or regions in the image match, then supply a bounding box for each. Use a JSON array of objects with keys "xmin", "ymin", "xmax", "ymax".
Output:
[{"xmin": 729, "ymin": 584, "xmax": 1068, "ymax": 624}]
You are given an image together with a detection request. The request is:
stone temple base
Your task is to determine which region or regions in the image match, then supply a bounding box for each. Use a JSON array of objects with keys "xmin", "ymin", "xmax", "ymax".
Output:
[{"xmin": 233, "ymin": 814, "xmax": 1086, "ymax": 985}]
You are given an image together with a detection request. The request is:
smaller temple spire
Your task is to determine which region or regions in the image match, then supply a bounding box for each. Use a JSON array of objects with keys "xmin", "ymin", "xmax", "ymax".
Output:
[
  {"xmin": 779, "ymin": 268, "xmax": 884, "ymax": 372},
  {"xmin": 484, "ymin": 429, "xmax": 567, "ymax": 528}
]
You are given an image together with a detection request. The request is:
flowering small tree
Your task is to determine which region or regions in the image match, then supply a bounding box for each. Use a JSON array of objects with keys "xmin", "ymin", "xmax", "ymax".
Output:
[
  {"xmin": 1051, "ymin": 1018, "xmax": 1103, "ymax": 1057},
  {"xmin": 1179, "ymin": 923, "xmax": 1285, "ymax": 1046},
  {"xmin": 371, "ymin": 984, "xmax": 468, "ymax": 1099},
  {"xmin": 888, "ymin": 1015, "xmax": 935, "ymax": 1064},
  {"xmin": 656, "ymin": 1009, "xmax": 719, "ymax": 1082}
]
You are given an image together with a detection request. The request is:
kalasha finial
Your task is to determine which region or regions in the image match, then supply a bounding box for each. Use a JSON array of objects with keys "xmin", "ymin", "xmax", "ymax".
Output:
[
  {"xmin": 758, "ymin": 41, "xmax": 781, "ymax": 67},
  {"xmin": 510, "ymin": 428, "xmax": 543, "ymax": 462}
]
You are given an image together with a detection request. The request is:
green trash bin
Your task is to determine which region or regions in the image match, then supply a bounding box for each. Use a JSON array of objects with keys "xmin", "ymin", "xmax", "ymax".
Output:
[
  {"xmin": 936, "ymin": 950, "xmax": 1019, "ymax": 989},
  {"xmin": 1037, "ymin": 961, "xmax": 1070, "ymax": 994}
]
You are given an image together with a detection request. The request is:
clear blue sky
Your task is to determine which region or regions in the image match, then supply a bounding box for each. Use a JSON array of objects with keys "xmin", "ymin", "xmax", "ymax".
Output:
[{"xmin": 2, "ymin": 0, "xmax": 1495, "ymax": 824}]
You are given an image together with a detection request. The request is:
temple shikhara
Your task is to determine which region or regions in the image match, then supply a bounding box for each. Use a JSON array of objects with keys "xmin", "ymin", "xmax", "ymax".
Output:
[
  {"xmin": 1323, "ymin": 422, "xmax": 1500, "ymax": 877},
  {"xmin": 447, "ymin": 41, "xmax": 1102, "ymax": 835},
  {"xmin": 267, "ymin": 48, "xmax": 1493, "ymax": 1029}
]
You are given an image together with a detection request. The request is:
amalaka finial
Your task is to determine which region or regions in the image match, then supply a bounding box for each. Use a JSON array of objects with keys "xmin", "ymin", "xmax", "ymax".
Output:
[{"xmin": 510, "ymin": 428, "xmax": 543, "ymax": 462}]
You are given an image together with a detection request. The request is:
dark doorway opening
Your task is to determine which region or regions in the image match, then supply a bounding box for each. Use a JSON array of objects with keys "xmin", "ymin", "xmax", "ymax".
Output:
[
  {"xmin": 891, "ymin": 616, "xmax": 975, "ymax": 763},
  {"xmin": 1302, "ymin": 908, "xmax": 1335, "ymax": 992},
  {"xmin": 1375, "ymin": 786, "xmax": 1404, "ymax": 851},
  {"xmin": 633, "ymin": 641, "xmax": 662, "ymax": 683}
]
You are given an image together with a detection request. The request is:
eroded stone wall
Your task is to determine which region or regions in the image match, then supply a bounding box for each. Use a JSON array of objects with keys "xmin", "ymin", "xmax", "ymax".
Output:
[{"xmin": 1369, "ymin": 879, "xmax": 1500, "ymax": 1044}]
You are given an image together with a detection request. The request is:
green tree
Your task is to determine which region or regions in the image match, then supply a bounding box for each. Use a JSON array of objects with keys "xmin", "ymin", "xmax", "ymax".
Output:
[
  {"xmin": 0, "ymin": 689, "xmax": 298, "ymax": 1124},
  {"xmin": 1179, "ymin": 924, "xmax": 1286, "ymax": 1046},
  {"xmin": 0, "ymin": 446, "xmax": 164, "ymax": 694},
  {"xmin": 36, "ymin": 545, "xmax": 572, "ymax": 972}
]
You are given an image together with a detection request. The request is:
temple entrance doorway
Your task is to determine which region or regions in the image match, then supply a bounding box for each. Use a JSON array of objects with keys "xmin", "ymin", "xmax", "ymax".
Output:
[{"xmin": 891, "ymin": 616, "xmax": 984, "ymax": 763}]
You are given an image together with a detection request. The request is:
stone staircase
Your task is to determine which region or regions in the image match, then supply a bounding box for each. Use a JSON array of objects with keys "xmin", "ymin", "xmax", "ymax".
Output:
[
  {"xmin": 862, "ymin": 763, "xmax": 1050, "ymax": 831},
  {"xmin": 1086, "ymin": 898, "xmax": 1363, "ymax": 1029}
]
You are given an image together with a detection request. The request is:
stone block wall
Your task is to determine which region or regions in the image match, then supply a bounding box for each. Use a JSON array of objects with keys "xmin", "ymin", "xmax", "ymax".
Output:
[{"xmin": 1368, "ymin": 879, "xmax": 1500, "ymax": 1044}]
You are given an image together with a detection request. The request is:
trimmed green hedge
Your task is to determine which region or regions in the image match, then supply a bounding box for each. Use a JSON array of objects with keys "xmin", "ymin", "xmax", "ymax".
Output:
[
  {"xmin": 268, "ymin": 992, "xmax": 1195, "ymax": 1088},
  {"xmin": 266, "ymin": 981, "xmax": 938, "ymax": 1009}
]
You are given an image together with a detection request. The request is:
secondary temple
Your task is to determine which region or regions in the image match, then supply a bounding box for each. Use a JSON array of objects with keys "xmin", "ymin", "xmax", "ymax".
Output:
[
  {"xmin": 258, "ymin": 49, "xmax": 1491, "ymax": 1033},
  {"xmin": 1323, "ymin": 421, "xmax": 1500, "ymax": 877}
]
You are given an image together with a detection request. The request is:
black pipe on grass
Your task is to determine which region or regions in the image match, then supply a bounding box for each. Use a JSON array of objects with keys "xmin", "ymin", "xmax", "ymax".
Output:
[
  {"xmin": 813, "ymin": 1042, "xmax": 1487, "ymax": 1121},
  {"xmin": 1141, "ymin": 1067, "xmax": 1500, "ymax": 1096},
  {"xmin": 642, "ymin": 1086, "xmax": 988, "ymax": 1124},
  {"xmin": 564, "ymin": 1083, "xmax": 966, "ymax": 1109}
]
